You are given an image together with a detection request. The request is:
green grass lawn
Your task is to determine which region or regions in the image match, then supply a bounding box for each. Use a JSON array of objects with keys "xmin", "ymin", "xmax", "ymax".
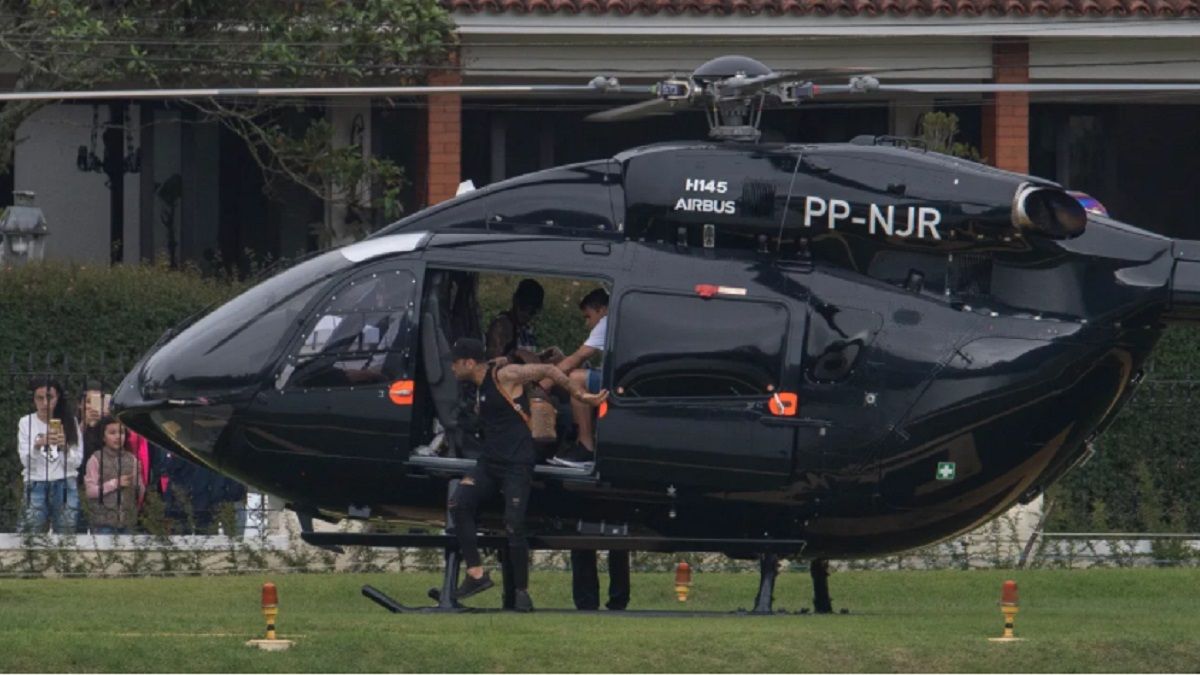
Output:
[{"xmin": 1, "ymin": 568, "xmax": 1198, "ymax": 672}]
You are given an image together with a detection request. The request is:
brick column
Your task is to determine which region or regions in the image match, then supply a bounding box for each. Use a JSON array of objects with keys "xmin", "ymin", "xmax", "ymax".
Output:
[
  {"xmin": 981, "ymin": 39, "xmax": 1030, "ymax": 174},
  {"xmin": 423, "ymin": 69, "xmax": 462, "ymax": 205}
]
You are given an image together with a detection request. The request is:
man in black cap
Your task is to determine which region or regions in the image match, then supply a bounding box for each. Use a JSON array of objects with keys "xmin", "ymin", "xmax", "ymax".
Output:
[{"xmin": 448, "ymin": 337, "xmax": 607, "ymax": 611}]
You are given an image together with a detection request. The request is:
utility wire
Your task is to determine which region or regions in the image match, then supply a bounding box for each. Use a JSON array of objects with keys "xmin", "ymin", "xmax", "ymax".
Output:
[{"xmin": 10, "ymin": 43, "xmax": 1200, "ymax": 78}]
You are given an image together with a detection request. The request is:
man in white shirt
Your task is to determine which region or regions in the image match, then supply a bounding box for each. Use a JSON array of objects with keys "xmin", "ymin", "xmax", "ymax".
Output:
[
  {"xmin": 548, "ymin": 288, "xmax": 608, "ymax": 469},
  {"xmin": 543, "ymin": 289, "xmax": 630, "ymax": 610}
]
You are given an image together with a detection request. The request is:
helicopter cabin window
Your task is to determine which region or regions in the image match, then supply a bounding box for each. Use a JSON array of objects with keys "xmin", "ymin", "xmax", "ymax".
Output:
[
  {"xmin": 277, "ymin": 269, "xmax": 417, "ymax": 389},
  {"xmin": 484, "ymin": 163, "xmax": 619, "ymax": 235},
  {"xmin": 613, "ymin": 292, "xmax": 787, "ymax": 399}
]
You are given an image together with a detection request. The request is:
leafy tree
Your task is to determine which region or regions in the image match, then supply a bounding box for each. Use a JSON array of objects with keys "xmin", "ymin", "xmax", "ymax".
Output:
[
  {"xmin": 918, "ymin": 111, "xmax": 982, "ymax": 161},
  {"xmin": 0, "ymin": 0, "xmax": 456, "ymax": 238}
]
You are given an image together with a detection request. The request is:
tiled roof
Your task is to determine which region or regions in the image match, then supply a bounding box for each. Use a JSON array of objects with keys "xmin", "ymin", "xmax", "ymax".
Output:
[{"xmin": 444, "ymin": 0, "xmax": 1200, "ymax": 16}]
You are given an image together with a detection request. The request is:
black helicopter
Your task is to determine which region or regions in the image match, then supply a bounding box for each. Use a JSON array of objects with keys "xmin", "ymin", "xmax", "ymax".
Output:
[{"xmin": 20, "ymin": 54, "xmax": 1190, "ymax": 612}]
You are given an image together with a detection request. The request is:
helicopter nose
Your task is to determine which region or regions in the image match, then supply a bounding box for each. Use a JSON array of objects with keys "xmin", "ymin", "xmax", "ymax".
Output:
[
  {"xmin": 110, "ymin": 248, "xmax": 351, "ymax": 456},
  {"xmin": 111, "ymin": 348, "xmax": 235, "ymax": 466}
]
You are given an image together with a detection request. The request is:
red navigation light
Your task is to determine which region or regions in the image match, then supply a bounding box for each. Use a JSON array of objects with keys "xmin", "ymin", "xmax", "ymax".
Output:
[
  {"xmin": 694, "ymin": 284, "xmax": 718, "ymax": 299},
  {"xmin": 262, "ymin": 582, "xmax": 278, "ymax": 608},
  {"xmin": 674, "ymin": 561, "xmax": 692, "ymax": 586},
  {"xmin": 1001, "ymin": 579, "xmax": 1018, "ymax": 606},
  {"xmin": 674, "ymin": 561, "xmax": 692, "ymax": 602}
]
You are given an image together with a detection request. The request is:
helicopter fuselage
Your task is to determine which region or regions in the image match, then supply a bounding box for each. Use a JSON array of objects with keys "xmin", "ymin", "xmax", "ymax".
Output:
[{"xmin": 115, "ymin": 140, "xmax": 1192, "ymax": 559}]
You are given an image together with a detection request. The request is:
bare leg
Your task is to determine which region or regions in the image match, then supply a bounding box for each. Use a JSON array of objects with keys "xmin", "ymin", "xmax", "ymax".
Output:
[{"xmin": 568, "ymin": 370, "xmax": 596, "ymax": 451}]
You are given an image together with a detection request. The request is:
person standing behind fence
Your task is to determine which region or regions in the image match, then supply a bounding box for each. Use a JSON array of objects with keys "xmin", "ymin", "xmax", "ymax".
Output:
[
  {"xmin": 150, "ymin": 446, "xmax": 247, "ymax": 534},
  {"xmin": 16, "ymin": 378, "xmax": 83, "ymax": 533},
  {"xmin": 83, "ymin": 416, "xmax": 144, "ymax": 535},
  {"xmin": 80, "ymin": 382, "xmax": 150, "ymax": 511}
]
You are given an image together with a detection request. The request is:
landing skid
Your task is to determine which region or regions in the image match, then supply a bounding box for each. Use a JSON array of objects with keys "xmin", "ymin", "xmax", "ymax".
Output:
[
  {"xmin": 741, "ymin": 554, "xmax": 839, "ymax": 615},
  {"xmin": 811, "ymin": 558, "xmax": 835, "ymax": 614},
  {"xmin": 362, "ymin": 551, "xmax": 842, "ymax": 616},
  {"xmin": 361, "ymin": 547, "xmax": 470, "ymax": 613}
]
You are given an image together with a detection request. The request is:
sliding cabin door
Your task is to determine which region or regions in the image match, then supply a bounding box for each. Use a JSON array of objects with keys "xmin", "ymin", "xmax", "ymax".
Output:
[{"xmin": 595, "ymin": 290, "xmax": 800, "ymax": 491}]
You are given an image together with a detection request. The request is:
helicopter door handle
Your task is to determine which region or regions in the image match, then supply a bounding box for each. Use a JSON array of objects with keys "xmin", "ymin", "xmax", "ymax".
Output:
[{"xmin": 582, "ymin": 243, "xmax": 611, "ymax": 256}]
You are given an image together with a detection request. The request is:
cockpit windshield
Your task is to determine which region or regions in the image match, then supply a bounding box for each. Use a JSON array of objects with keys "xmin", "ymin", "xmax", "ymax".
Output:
[{"xmin": 139, "ymin": 250, "xmax": 351, "ymax": 399}]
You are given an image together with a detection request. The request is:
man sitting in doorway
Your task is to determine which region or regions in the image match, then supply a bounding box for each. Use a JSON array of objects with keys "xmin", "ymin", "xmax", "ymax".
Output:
[
  {"xmin": 548, "ymin": 288, "xmax": 608, "ymax": 469},
  {"xmin": 485, "ymin": 278, "xmax": 545, "ymax": 362}
]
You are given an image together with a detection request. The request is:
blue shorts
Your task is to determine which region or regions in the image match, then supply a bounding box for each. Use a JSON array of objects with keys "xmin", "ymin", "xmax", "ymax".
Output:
[{"xmin": 586, "ymin": 368, "xmax": 602, "ymax": 394}]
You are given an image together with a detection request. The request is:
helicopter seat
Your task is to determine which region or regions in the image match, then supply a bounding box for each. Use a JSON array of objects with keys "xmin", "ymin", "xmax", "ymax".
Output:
[{"xmin": 420, "ymin": 290, "xmax": 466, "ymax": 458}]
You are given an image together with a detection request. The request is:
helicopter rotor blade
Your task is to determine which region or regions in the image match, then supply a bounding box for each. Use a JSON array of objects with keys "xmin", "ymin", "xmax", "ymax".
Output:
[
  {"xmin": 585, "ymin": 97, "xmax": 685, "ymax": 122},
  {"xmin": 823, "ymin": 77, "xmax": 1200, "ymax": 96},
  {"xmin": 0, "ymin": 79, "xmax": 623, "ymax": 103}
]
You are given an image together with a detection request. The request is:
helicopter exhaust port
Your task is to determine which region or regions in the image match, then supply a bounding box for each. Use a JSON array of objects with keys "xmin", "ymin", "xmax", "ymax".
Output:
[{"xmin": 1012, "ymin": 184, "xmax": 1088, "ymax": 238}]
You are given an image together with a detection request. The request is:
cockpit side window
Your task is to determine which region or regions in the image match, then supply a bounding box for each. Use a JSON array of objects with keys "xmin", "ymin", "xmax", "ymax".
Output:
[{"xmin": 278, "ymin": 269, "xmax": 418, "ymax": 390}]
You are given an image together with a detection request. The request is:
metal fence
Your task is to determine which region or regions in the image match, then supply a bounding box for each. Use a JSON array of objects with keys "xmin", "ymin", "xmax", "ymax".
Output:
[{"xmin": 1, "ymin": 354, "xmax": 253, "ymax": 537}]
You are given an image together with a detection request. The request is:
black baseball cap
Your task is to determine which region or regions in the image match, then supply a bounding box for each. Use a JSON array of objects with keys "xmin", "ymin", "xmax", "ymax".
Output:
[{"xmin": 451, "ymin": 338, "xmax": 487, "ymax": 362}]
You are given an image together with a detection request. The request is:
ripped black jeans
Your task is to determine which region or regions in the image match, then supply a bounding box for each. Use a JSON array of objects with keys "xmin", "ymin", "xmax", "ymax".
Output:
[{"xmin": 450, "ymin": 459, "xmax": 534, "ymax": 591}]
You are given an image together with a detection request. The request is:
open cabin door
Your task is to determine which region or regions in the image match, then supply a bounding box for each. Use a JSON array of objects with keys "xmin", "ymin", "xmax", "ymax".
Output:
[
  {"xmin": 596, "ymin": 290, "xmax": 801, "ymax": 490},
  {"xmin": 246, "ymin": 260, "xmax": 423, "ymax": 461}
]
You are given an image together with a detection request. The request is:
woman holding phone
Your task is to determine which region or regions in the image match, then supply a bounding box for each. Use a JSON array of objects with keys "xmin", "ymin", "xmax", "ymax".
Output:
[{"xmin": 16, "ymin": 378, "xmax": 83, "ymax": 533}]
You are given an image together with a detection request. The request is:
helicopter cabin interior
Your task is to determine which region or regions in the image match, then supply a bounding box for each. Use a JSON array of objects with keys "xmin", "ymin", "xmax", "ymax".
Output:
[
  {"xmin": 403, "ymin": 265, "xmax": 799, "ymax": 492},
  {"xmin": 410, "ymin": 270, "xmax": 612, "ymax": 480}
]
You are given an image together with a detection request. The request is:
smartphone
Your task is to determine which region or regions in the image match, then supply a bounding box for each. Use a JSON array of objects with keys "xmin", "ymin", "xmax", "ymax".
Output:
[
  {"xmin": 88, "ymin": 391, "xmax": 102, "ymax": 413},
  {"xmin": 48, "ymin": 418, "xmax": 63, "ymax": 438},
  {"xmin": 102, "ymin": 394, "xmax": 112, "ymax": 415}
]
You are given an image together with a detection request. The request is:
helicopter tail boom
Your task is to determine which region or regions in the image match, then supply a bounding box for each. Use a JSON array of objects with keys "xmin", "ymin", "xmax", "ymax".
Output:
[{"xmin": 1166, "ymin": 240, "xmax": 1200, "ymax": 322}]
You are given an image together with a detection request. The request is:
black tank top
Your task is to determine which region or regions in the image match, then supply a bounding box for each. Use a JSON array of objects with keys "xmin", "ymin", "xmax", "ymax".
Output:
[{"xmin": 477, "ymin": 365, "xmax": 535, "ymax": 465}]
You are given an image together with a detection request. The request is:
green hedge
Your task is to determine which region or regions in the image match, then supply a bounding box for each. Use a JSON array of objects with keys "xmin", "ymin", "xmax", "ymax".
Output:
[
  {"xmin": 0, "ymin": 261, "xmax": 240, "ymax": 362},
  {"xmin": 3, "ymin": 263, "xmax": 1197, "ymax": 535}
]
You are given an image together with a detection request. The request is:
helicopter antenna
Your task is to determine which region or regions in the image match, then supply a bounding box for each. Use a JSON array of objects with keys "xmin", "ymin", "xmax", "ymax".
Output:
[{"xmin": 776, "ymin": 151, "xmax": 803, "ymax": 254}]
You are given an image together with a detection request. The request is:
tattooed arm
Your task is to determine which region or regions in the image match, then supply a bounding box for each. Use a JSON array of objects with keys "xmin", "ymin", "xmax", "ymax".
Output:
[{"xmin": 497, "ymin": 363, "xmax": 607, "ymax": 406}]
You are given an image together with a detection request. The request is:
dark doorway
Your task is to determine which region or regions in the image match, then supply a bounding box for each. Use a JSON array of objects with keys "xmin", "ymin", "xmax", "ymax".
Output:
[
  {"xmin": 374, "ymin": 103, "xmax": 423, "ymax": 221},
  {"xmin": 216, "ymin": 111, "xmax": 325, "ymax": 274},
  {"xmin": 218, "ymin": 124, "xmax": 273, "ymax": 275},
  {"xmin": 1032, "ymin": 104, "xmax": 1200, "ymax": 239},
  {"xmin": 0, "ymin": 155, "xmax": 12, "ymax": 208}
]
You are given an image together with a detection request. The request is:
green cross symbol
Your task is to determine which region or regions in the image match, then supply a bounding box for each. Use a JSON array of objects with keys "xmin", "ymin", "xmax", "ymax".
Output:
[{"xmin": 936, "ymin": 462, "xmax": 956, "ymax": 480}]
